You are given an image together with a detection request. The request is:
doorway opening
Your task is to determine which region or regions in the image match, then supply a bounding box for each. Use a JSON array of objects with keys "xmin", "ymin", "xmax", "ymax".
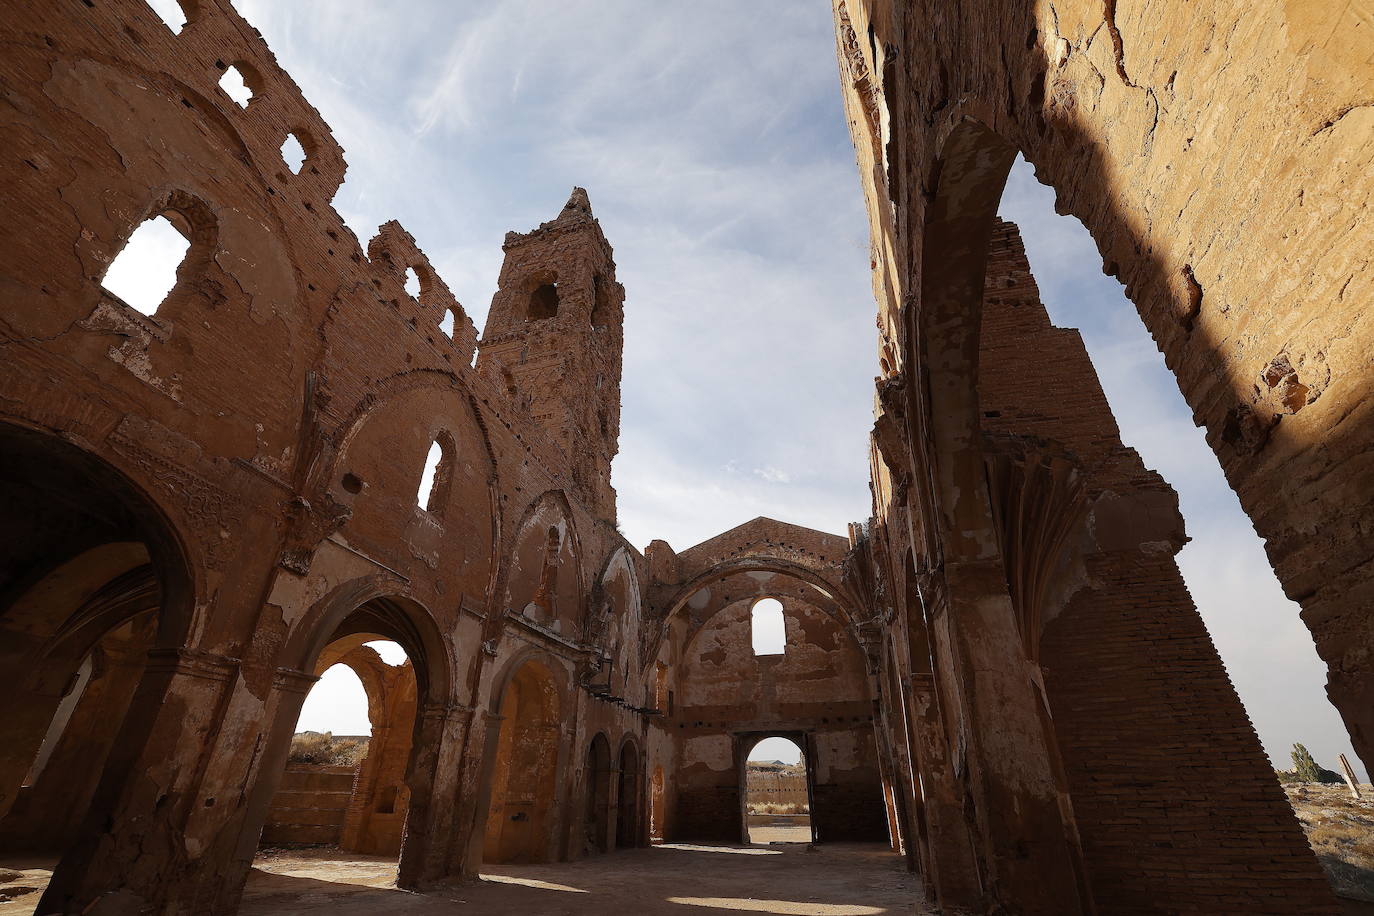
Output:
[
  {"xmin": 616, "ymin": 740, "xmax": 640, "ymax": 849},
  {"xmin": 259, "ymin": 638, "xmax": 415, "ymax": 858},
  {"xmin": 584, "ymin": 733, "xmax": 612, "ymax": 854},
  {"xmin": 744, "ymin": 736, "xmax": 811, "ymax": 845},
  {"xmin": 251, "ymin": 595, "xmax": 443, "ymax": 893}
]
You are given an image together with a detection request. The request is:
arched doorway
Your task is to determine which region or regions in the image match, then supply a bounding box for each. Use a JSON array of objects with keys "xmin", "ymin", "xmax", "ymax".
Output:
[
  {"xmin": 0, "ymin": 423, "xmax": 192, "ymax": 861},
  {"xmin": 484, "ymin": 659, "xmax": 561, "ymax": 864},
  {"xmin": 258, "ymin": 638, "xmax": 418, "ymax": 858},
  {"xmin": 616, "ymin": 739, "xmax": 640, "ymax": 849},
  {"xmin": 743, "ymin": 736, "xmax": 812, "ymax": 845},
  {"xmin": 259, "ymin": 591, "xmax": 451, "ymax": 890},
  {"xmin": 584, "ymin": 733, "xmax": 612, "ymax": 854}
]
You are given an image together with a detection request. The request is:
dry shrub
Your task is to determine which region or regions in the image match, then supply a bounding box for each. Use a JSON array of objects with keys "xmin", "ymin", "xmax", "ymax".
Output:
[
  {"xmin": 288, "ymin": 731, "xmax": 367, "ymax": 766},
  {"xmin": 748, "ymin": 802, "xmax": 808, "ymax": 816}
]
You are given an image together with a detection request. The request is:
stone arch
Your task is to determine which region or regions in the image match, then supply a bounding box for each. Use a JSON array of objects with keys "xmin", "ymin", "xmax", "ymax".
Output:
[
  {"xmin": 282, "ymin": 581, "xmax": 452, "ymax": 708},
  {"xmin": 0, "ymin": 421, "xmax": 197, "ymax": 851},
  {"xmin": 651, "ymin": 559, "xmax": 865, "ymax": 671},
  {"xmin": 616, "ymin": 735, "xmax": 642, "ymax": 849},
  {"xmin": 584, "ymin": 732, "xmax": 613, "ymax": 854},
  {"xmin": 327, "ymin": 378, "xmax": 499, "ymax": 596},
  {"xmin": 299, "ymin": 639, "xmax": 418, "ymax": 857},
  {"xmin": 258, "ymin": 582, "xmax": 455, "ymax": 886},
  {"xmin": 737, "ymin": 732, "xmax": 814, "ymax": 844},
  {"xmin": 589, "ymin": 547, "xmax": 643, "ymax": 694},
  {"xmin": 914, "ymin": 115, "xmax": 1018, "ymax": 566},
  {"xmin": 480, "ymin": 655, "xmax": 564, "ymax": 865}
]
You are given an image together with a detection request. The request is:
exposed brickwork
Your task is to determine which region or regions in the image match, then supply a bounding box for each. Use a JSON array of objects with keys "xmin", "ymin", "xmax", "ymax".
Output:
[
  {"xmin": 0, "ymin": 1, "xmax": 1360, "ymax": 914},
  {"xmin": 981, "ymin": 219, "xmax": 1333, "ymax": 912}
]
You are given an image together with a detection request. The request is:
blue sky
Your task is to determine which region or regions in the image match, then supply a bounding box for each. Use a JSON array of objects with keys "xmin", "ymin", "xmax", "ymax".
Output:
[{"xmin": 205, "ymin": 0, "xmax": 1358, "ymax": 777}]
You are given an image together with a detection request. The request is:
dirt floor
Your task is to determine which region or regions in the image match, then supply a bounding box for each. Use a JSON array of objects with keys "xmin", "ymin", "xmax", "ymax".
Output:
[
  {"xmin": 0, "ymin": 843, "xmax": 921, "ymax": 915},
  {"xmin": 244, "ymin": 843, "xmax": 922, "ymax": 916}
]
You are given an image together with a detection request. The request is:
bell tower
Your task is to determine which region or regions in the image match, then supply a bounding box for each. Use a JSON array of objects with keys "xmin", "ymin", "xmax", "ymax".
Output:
[{"xmin": 476, "ymin": 188, "xmax": 625, "ymax": 520}]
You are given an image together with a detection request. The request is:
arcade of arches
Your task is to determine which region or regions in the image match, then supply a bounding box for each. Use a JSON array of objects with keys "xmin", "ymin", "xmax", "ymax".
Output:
[{"xmin": 0, "ymin": 1, "xmax": 1369, "ymax": 914}]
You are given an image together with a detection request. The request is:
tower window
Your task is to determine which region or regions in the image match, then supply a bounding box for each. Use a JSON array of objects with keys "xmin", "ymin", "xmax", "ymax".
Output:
[
  {"xmin": 591, "ymin": 273, "xmax": 613, "ymax": 328},
  {"xmin": 528, "ymin": 283, "xmax": 559, "ymax": 320},
  {"xmin": 102, "ymin": 214, "xmax": 191, "ymax": 316},
  {"xmin": 751, "ymin": 598, "xmax": 786, "ymax": 656}
]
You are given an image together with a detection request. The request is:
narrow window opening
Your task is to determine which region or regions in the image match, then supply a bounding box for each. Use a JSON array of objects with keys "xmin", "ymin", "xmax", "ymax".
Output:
[
  {"xmin": 102, "ymin": 214, "xmax": 191, "ymax": 316},
  {"xmin": 417, "ymin": 438, "xmax": 448, "ymax": 512},
  {"xmin": 528, "ymin": 282, "xmax": 559, "ymax": 320},
  {"xmin": 404, "ymin": 266, "xmax": 422, "ymax": 301},
  {"xmin": 591, "ymin": 273, "xmax": 613, "ymax": 328},
  {"xmin": 439, "ymin": 310, "xmax": 455, "ymax": 338},
  {"xmin": 280, "ymin": 133, "xmax": 306, "ymax": 173},
  {"xmin": 219, "ymin": 65, "xmax": 253, "ymax": 107},
  {"xmin": 750, "ymin": 598, "xmax": 786, "ymax": 656},
  {"xmin": 146, "ymin": 0, "xmax": 188, "ymax": 32}
]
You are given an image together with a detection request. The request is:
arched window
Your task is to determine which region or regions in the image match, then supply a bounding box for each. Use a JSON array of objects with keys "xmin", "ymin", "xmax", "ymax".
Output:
[
  {"xmin": 146, "ymin": 0, "xmax": 190, "ymax": 32},
  {"xmin": 101, "ymin": 213, "xmax": 191, "ymax": 316},
  {"xmin": 751, "ymin": 598, "xmax": 786, "ymax": 656},
  {"xmin": 416, "ymin": 436, "xmax": 452, "ymax": 515},
  {"xmin": 280, "ymin": 132, "xmax": 307, "ymax": 173},
  {"xmin": 404, "ymin": 266, "xmax": 422, "ymax": 300},
  {"xmin": 528, "ymin": 283, "xmax": 559, "ymax": 320}
]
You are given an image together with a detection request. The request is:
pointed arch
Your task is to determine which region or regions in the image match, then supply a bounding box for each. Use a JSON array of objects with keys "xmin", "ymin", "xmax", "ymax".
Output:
[{"xmin": 503, "ymin": 490, "xmax": 585, "ymax": 636}]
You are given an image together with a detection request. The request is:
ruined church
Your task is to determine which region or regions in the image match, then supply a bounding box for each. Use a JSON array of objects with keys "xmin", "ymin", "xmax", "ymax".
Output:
[{"xmin": 1, "ymin": 0, "xmax": 1370, "ymax": 914}]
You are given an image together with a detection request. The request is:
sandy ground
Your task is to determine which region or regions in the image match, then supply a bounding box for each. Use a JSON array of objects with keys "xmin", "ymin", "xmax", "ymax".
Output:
[
  {"xmin": 748, "ymin": 825, "xmax": 813, "ymax": 844},
  {"xmin": 0, "ymin": 842, "xmax": 921, "ymax": 915},
  {"xmin": 240, "ymin": 842, "xmax": 923, "ymax": 916}
]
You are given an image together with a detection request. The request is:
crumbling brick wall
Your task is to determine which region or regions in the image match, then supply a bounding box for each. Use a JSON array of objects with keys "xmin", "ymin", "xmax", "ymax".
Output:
[{"xmin": 980, "ymin": 219, "xmax": 1336, "ymax": 912}]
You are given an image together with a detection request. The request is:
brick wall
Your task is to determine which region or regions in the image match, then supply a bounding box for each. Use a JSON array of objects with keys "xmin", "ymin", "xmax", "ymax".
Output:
[
  {"xmin": 260, "ymin": 765, "xmax": 356, "ymax": 846},
  {"xmin": 980, "ymin": 219, "xmax": 1336, "ymax": 912}
]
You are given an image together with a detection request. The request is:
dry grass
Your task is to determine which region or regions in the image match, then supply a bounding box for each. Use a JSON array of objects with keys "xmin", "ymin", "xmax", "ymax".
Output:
[
  {"xmin": 1286, "ymin": 783, "xmax": 1374, "ymax": 902},
  {"xmin": 747, "ymin": 802, "xmax": 807, "ymax": 816},
  {"xmin": 288, "ymin": 731, "xmax": 368, "ymax": 766}
]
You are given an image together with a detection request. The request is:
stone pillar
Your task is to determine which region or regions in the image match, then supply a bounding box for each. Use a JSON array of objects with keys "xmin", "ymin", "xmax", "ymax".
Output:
[
  {"xmin": 456, "ymin": 707, "xmax": 502, "ymax": 876},
  {"xmin": 341, "ymin": 723, "xmax": 390, "ymax": 852},
  {"xmin": 397, "ymin": 702, "xmax": 473, "ymax": 888},
  {"xmin": 905, "ymin": 670, "xmax": 981, "ymax": 906},
  {"xmin": 37, "ymin": 647, "xmax": 247, "ymax": 916},
  {"xmin": 938, "ymin": 559, "xmax": 1090, "ymax": 914}
]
